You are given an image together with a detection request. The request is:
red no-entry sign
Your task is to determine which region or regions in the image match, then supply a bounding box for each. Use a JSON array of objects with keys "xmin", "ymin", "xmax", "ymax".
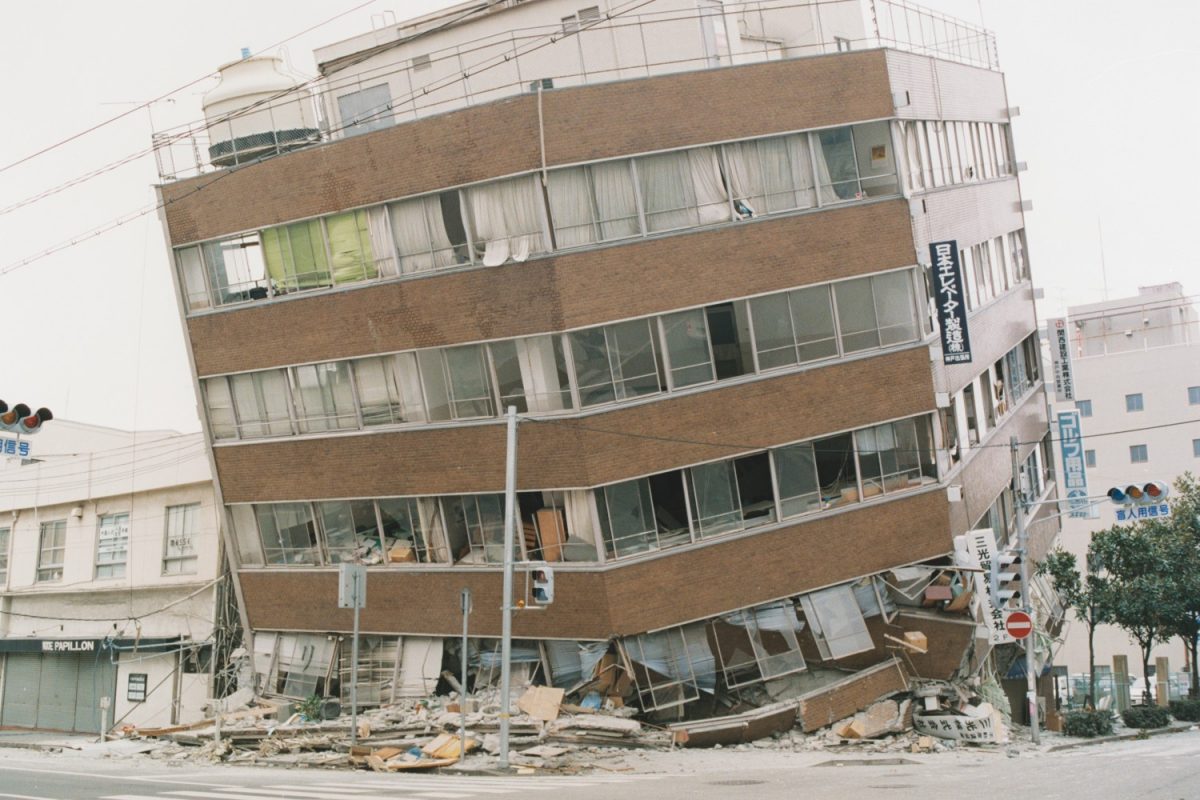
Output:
[{"xmin": 1005, "ymin": 610, "xmax": 1033, "ymax": 639}]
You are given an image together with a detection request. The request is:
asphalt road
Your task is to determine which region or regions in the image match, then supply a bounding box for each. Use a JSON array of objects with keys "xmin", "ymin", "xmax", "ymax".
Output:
[{"xmin": 0, "ymin": 730, "xmax": 1198, "ymax": 800}]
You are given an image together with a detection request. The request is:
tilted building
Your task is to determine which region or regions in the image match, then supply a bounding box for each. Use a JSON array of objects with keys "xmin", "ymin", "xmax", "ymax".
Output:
[{"xmin": 155, "ymin": 0, "xmax": 1061, "ymax": 724}]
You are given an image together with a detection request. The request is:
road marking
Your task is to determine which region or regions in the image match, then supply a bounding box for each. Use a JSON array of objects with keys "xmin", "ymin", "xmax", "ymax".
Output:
[
  {"xmin": 0, "ymin": 792, "xmax": 60, "ymax": 800},
  {"xmin": 0, "ymin": 763, "xmax": 236, "ymax": 789}
]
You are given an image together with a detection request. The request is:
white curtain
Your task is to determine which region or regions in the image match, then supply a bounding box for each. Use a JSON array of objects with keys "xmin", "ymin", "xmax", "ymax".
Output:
[
  {"xmin": 467, "ymin": 175, "xmax": 547, "ymax": 265},
  {"xmin": 592, "ymin": 160, "xmax": 639, "ymax": 240},
  {"xmin": 638, "ymin": 151, "xmax": 699, "ymax": 232},
  {"xmin": 902, "ymin": 121, "xmax": 923, "ymax": 192},
  {"xmin": 564, "ymin": 490, "xmax": 599, "ymax": 559},
  {"xmin": 367, "ymin": 206, "xmax": 397, "ymax": 277},
  {"xmin": 727, "ymin": 135, "xmax": 815, "ymax": 215},
  {"xmin": 393, "ymin": 351, "xmax": 427, "ymax": 422},
  {"xmin": 813, "ymin": 132, "xmax": 842, "ymax": 205},
  {"xmin": 547, "ymin": 167, "xmax": 596, "ymax": 248},
  {"xmin": 417, "ymin": 498, "xmax": 448, "ymax": 563},
  {"xmin": 389, "ymin": 196, "xmax": 454, "ymax": 274},
  {"xmin": 516, "ymin": 335, "xmax": 568, "ymax": 412},
  {"xmin": 688, "ymin": 147, "xmax": 731, "ymax": 226}
]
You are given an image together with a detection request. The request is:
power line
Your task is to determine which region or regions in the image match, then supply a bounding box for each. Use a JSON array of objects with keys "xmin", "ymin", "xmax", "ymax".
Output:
[
  {"xmin": 0, "ymin": 0, "xmax": 380, "ymax": 178},
  {"xmin": 1, "ymin": 0, "xmax": 853, "ymax": 270}
]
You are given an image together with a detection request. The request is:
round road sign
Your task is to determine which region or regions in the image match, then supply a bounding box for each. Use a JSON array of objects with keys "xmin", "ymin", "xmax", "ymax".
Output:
[{"xmin": 1005, "ymin": 610, "xmax": 1033, "ymax": 639}]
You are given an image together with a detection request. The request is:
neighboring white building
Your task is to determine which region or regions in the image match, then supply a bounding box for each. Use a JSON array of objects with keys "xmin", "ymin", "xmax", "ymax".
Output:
[
  {"xmin": 0, "ymin": 420, "xmax": 226, "ymax": 733},
  {"xmin": 1050, "ymin": 283, "xmax": 1200, "ymax": 693}
]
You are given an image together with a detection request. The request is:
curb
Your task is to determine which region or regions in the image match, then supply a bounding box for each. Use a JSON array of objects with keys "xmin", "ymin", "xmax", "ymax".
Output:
[{"xmin": 1046, "ymin": 723, "xmax": 1196, "ymax": 752}]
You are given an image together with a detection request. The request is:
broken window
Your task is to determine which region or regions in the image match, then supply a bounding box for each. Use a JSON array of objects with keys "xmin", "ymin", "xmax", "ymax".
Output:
[
  {"xmin": 489, "ymin": 335, "xmax": 573, "ymax": 414},
  {"xmin": 518, "ymin": 490, "xmax": 598, "ymax": 563},
  {"xmin": 855, "ymin": 416, "xmax": 937, "ymax": 498},
  {"xmin": 543, "ymin": 640, "xmax": 609, "ymax": 691},
  {"xmin": 774, "ymin": 440, "xmax": 821, "ymax": 518},
  {"xmin": 338, "ymin": 635, "xmax": 400, "ymax": 707},
  {"xmin": 962, "ymin": 381, "xmax": 980, "ymax": 445},
  {"xmin": 201, "ymin": 233, "xmax": 269, "ymax": 306},
  {"xmin": 387, "ymin": 192, "xmax": 471, "ymax": 274},
  {"xmin": 377, "ymin": 497, "xmax": 445, "ymax": 564},
  {"xmin": 442, "ymin": 494, "xmax": 506, "ymax": 564},
  {"xmin": 687, "ymin": 452, "xmax": 775, "ymax": 539},
  {"xmin": 661, "ymin": 307, "xmax": 716, "ymax": 389},
  {"xmin": 570, "ymin": 318, "xmax": 665, "ymax": 407},
  {"xmin": 980, "ymin": 371, "xmax": 997, "ymax": 429},
  {"xmin": 256, "ymin": 503, "xmax": 319, "ymax": 565},
  {"xmin": 711, "ymin": 602, "xmax": 806, "ymax": 689},
  {"xmin": 597, "ymin": 471, "xmax": 690, "ymax": 557},
  {"xmin": 273, "ymin": 633, "xmax": 337, "ymax": 699},
  {"xmin": 704, "ymin": 302, "xmax": 754, "ymax": 380},
  {"xmin": 799, "ymin": 584, "xmax": 874, "ymax": 660},
  {"xmin": 623, "ymin": 623, "xmax": 716, "ymax": 711},
  {"xmin": 814, "ymin": 432, "xmax": 858, "ymax": 508},
  {"xmin": 317, "ymin": 500, "xmax": 380, "ymax": 564},
  {"xmin": 203, "ymin": 377, "xmax": 237, "ymax": 440}
]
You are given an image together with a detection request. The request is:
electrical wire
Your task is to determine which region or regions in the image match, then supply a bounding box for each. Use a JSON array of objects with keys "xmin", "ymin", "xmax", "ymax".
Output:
[
  {"xmin": 1, "ymin": 0, "xmax": 880, "ymax": 271},
  {"xmin": 0, "ymin": 0, "xmax": 381, "ymax": 178}
]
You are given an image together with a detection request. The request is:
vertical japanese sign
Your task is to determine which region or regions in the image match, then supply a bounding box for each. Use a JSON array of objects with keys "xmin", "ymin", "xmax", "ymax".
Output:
[
  {"xmin": 1048, "ymin": 317, "xmax": 1075, "ymax": 401},
  {"xmin": 1057, "ymin": 410, "xmax": 1091, "ymax": 518},
  {"xmin": 955, "ymin": 529, "xmax": 1013, "ymax": 645},
  {"xmin": 930, "ymin": 241, "xmax": 973, "ymax": 364}
]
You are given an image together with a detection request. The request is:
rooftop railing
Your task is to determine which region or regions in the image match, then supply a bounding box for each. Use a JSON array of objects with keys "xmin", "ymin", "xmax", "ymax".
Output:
[{"xmin": 154, "ymin": 0, "xmax": 997, "ymax": 182}]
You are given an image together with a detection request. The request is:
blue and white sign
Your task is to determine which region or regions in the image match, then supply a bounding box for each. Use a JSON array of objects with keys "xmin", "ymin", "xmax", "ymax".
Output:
[
  {"xmin": 930, "ymin": 241, "xmax": 973, "ymax": 365},
  {"xmin": 0, "ymin": 437, "xmax": 30, "ymax": 458},
  {"xmin": 1057, "ymin": 410, "xmax": 1091, "ymax": 518},
  {"xmin": 1116, "ymin": 504, "xmax": 1172, "ymax": 522}
]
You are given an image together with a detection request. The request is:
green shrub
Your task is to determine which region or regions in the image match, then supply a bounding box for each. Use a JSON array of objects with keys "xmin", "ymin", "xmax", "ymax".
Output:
[
  {"xmin": 1121, "ymin": 705, "xmax": 1171, "ymax": 729},
  {"xmin": 1063, "ymin": 709, "xmax": 1114, "ymax": 738},
  {"xmin": 296, "ymin": 694, "xmax": 324, "ymax": 721},
  {"xmin": 1168, "ymin": 699, "xmax": 1200, "ymax": 722}
]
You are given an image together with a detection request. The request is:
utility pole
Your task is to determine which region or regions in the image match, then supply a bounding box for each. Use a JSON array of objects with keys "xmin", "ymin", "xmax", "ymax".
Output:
[
  {"xmin": 498, "ymin": 406, "xmax": 519, "ymax": 769},
  {"xmin": 1010, "ymin": 435, "xmax": 1039, "ymax": 744}
]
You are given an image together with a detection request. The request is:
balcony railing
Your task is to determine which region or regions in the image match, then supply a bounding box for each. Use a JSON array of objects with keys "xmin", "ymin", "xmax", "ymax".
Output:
[{"xmin": 153, "ymin": 0, "xmax": 997, "ymax": 182}]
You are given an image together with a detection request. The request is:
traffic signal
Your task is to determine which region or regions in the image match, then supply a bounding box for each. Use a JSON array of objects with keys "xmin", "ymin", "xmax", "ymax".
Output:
[
  {"xmin": 1107, "ymin": 482, "xmax": 1169, "ymax": 505},
  {"xmin": 531, "ymin": 566, "xmax": 555, "ymax": 605},
  {"xmin": 992, "ymin": 550, "xmax": 1022, "ymax": 607},
  {"xmin": 0, "ymin": 402, "xmax": 52, "ymax": 435}
]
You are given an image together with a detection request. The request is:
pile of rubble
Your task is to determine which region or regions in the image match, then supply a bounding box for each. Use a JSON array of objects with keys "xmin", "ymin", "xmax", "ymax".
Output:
[{"xmin": 116, "ymin": 675, "xmax": 1012, "ymax": 772}]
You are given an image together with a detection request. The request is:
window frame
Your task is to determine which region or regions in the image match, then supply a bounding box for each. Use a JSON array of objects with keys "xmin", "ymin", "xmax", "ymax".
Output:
[
  {"xmin": 36, "ymin": 519, "xmax": 67, "ymax": 583},
  {"xmin": 95, "ymin": 512, "xmax": 131, "ymax": 580},
  {"xmin": 1130, "ymin": 444, "xmax": 1149, "ymax": 464},
  {"xmin": 163, "ymin": 503, "xmax": 201, "ymax": 576}
]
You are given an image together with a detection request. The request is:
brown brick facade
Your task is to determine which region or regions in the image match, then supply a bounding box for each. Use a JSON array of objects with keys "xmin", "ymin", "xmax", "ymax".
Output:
[
  {"xmin": 213, "ymin": 344, "xmax": 936, "ymax": 500},
  {"xmin": 187, "ymin": 199, "xmax": 916, "ymax": 377},
  {"xmin": 161, "ymin": 51, "xmax": 894, "ymax": 246},
  {"xmin": 796, "ymin": 658, "xmax": 910, "ymax": 732},
  {"xmin": 237, "ymin": 483, "xmax": 951, "ymax": 639}
]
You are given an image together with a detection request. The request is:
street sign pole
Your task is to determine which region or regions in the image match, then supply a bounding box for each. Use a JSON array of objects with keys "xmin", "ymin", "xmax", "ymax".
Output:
[
  {"xmin": 499, "ymin": 406, "xmax": 519, "ymax": 770},
  {"xmin": 1011, "ymin": 436, "xmax": 1039, "ymax": 744},
  {"xmin": 339, "ymin": 564, "xmax": 367, "ymax": 747},
  {"xmin": 350, "ymin": 568, "xmax": 361, "ymax": 747},
  {"xmin": 460, "ymin": 587, "xmax": 472, "ymax": 764}
]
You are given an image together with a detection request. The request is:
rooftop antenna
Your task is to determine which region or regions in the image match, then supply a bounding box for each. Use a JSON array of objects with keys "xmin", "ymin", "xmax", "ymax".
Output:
[{"xmin": 1098, "ymin": 217, "xmax": 1110, "ymax": 301}]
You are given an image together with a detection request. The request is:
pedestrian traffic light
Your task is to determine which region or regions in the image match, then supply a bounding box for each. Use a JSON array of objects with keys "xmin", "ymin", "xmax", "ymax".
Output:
[
  {"xmin": 531, "ymin": 566, "xmax": 554, "ymax": 605},
  {"xmin": 0, "ymin": 402, "xmax": 52, "ymax": 434},
  {"xmin": 1107, "ymin": 482, "xmax": 1169, "ymax": 505}
]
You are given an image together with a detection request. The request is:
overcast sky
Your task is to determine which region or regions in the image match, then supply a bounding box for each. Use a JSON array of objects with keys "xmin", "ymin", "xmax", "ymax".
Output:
[{"xmin": 0, "ymin": 0, "xmax": 1194, "ymax": 434}]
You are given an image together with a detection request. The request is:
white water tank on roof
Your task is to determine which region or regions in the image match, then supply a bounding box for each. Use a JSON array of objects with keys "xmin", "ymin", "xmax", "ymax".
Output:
[{"xmin": 202, "ymin": 54, "xmax": 319, "ymax": 167}]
